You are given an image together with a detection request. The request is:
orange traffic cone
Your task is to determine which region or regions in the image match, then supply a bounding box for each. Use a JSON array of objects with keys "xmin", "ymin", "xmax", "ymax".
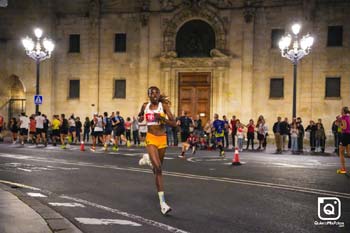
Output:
[
  {"xmin": 80, "ymin": 141, "xmax": 85, "ymax": 151},
  {"xmin": 232, "ymin": 147, "xmax": 242, "ymax": 166}
]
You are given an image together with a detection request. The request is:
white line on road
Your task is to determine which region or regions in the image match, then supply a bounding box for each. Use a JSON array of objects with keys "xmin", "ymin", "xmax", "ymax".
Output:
[
  {"xmin": 0, "ymin": 153, "xmax": 349, "ymax": 200},
  {"xmin": 0, "ymin": 179, "xmax": 189, "ymax": 233},
  {"xmin": 62, "ymin": 195, "xmax": 189, "ymax": 233},
  {"xmin": 75, "ymin": 217, "xmax": 141, "ymax": 226},
  {"xmin": 17, "ymin": 168, "xmax": 33, "ymax": 172},
  {"xmin": 49, "ymin": 202, "xmax": 85, "ymax": 207},
  {"xmin": 27, "ymin": 192, "xmax": 47, "ymax": 197}
]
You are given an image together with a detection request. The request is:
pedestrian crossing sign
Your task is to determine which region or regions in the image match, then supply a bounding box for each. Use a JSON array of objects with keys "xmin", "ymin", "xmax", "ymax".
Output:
[{"xmin": 34, "ymin": 95, "xmax": 43, "ymax": 105}]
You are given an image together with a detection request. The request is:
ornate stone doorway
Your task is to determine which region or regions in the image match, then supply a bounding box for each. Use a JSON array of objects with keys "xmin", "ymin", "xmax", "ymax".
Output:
[{"xmin": 178, "ymin": 72, "xmax": 211, "ymax": 125}]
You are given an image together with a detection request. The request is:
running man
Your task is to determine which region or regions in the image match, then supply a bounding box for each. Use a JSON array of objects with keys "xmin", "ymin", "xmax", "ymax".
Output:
[
  {"xmin": 103, "ymin": 112, "xmax": 113, "ymax": 151},
  {"xmin": 112, "ymin": 111, "xmax": 129, "ymax": 151},
  {"xmin": 60, "ymin": 114, "xmax": 69, "ymax": 149},
  {"xmin": 19, "ymin": 112, "xmax": 29, "ymax": 145},
  {"xmin": 338, "ymin": 106, "xmax": 350, "ymax": 174},
  {"xmin": 212, "ymin": 113, "xmax": 225, "ymax": 157},
  {"xmin": 137, "ymin": 86, "xmax": 176, "ymax": 215},
  {"xmin": 91, "ymin": 113, "xmax": 103, "ymax": 152},
  {"xmin": 35, "ymin": 112, "xmax": 47, "ymax": 147},
  {"xmin": 51, "ymin": 115, "xmax": 61, "ymax": 146}
]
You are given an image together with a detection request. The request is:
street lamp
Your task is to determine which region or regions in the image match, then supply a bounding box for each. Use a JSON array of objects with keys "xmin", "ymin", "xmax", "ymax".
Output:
[
  {"xmin": 22, "ymin": 28, "xmax": 54, "ymax": 114},
  {"xmin": 279, "ymin": 23, "xmax": 314, "ymax": 118}
]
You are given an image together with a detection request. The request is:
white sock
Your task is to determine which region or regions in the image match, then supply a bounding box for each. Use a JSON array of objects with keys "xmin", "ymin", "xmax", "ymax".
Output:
[{"xmin": 158, "ymin": 191, "xmax": 165, "ymax": 204}]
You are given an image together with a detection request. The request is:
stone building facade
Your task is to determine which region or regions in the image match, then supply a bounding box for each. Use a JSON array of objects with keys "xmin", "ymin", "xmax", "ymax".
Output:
[{"xmin": 0, "ymin": 0, "xmax": 349, "ymax": 132}]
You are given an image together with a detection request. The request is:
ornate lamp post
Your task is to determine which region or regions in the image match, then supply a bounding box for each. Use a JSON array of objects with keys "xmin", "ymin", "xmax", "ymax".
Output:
[
  {"xmin": 279, "ymin": 23, "xmax": 314, "ymax": 118},
  {"xmin": 22, "ymin": 28, "xmax": 54, "ymax": 114}
]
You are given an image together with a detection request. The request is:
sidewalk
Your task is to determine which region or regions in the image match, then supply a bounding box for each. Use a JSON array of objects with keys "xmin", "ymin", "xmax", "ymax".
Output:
[{"xmin": 0, "ymin": 183, "xmax": 82, "ymax": 233}]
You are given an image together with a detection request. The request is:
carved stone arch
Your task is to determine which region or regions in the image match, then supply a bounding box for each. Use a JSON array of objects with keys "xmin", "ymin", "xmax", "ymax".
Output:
[
  {"xmin": 9, "ymin": 74, "xmax": 26, "ymax": 99},
  {"xmin": 163, "ymin": 7, "xmax": 226, "ymax": 53}
]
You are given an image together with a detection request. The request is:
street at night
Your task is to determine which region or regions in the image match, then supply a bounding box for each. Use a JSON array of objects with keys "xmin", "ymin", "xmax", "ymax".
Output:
[{"xmin": 0, "ymin": 144, "xmax": 349, "ymax": 233}]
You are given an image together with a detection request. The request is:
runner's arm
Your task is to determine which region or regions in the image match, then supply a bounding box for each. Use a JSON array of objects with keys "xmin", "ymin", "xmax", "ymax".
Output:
[
  {"xmin": 162, "ymin": 103, "xmax": 177, "ymax": 127},
  {"xmin": 137, "ymin": 103, "xmax": 147, "ymax": 123}
]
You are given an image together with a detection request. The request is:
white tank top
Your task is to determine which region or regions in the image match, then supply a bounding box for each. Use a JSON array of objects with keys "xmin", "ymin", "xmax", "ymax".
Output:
[{"xmin": 144, "ymin": 102, "xmax": 165, "ymax": 126}]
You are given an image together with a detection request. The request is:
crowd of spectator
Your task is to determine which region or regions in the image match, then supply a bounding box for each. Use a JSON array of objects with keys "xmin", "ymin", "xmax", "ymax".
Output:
[{"xmin": 0, "ymin": 111, "xmax": 338, "ymax": 154}]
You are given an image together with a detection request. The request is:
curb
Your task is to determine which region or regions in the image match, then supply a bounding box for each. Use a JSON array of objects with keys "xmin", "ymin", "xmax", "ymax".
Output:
[{"xmin": 0, "ymin": 183, "xmax": 83, "ymax": 233}]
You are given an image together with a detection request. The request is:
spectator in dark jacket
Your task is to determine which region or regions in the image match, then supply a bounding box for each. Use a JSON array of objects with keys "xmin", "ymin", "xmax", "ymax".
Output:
[
  {"xmin": 178, "ymin": 111, "xmax": 192, "ymax": 143},
  {"xmin": 305, "ymin": 120, "xmax": 317, "ymax": 152},
  {"xmin": 296, "ymin": 117, "xmax": 305, "ymax": 153},
  {"xmin": 315, "ymin": 122, "xmax": 326, "ymax": 153},
  {"xmin": 75, "ymin": 117, "xmax": 82, "ymax": 143},
  {"xmin": 273, "ymin": 116, "xmax": 283, "ymax": 153},
  {"xmin": 83, "ymin": 117, "xmax": 91, "ymax": 142},
  {"xmin": 280, "ymin": 118, "xmax": 290, "ymax": 151}
]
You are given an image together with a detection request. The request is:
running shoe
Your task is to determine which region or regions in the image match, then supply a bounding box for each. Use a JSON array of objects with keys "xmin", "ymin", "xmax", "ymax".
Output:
[
  {"xmin": 160, "ymin": 202, "xmax": 172, "ymax": 215},
  {"xmin": 112, "ymin": 146, "xmax": 119, "ymax": 152},
  {"xmin": 139, "ymin": 154, "xmax": 153, "ymax": 168},
  {"xmin": 220, "ymin": 151, "xmax": 225, "ymax": 157},
  {"xmin": 127, "ymin": 140, "xmax": 131, "ymax": 147},
  {"xmin": 90, "ymin": 147, "xmax": 96, "ymax": 152},
  {"xmin": 178, "ymin": 155, "xmax": 185, "ymax": 159},
  {"xmin": 61, "ymin": 145, "xmax": 66, "ymax": 149},
  {"xmin": 103, "ymin": 144, "xmax": 108, "ymax": 152},
  {"xmin": 337, "ymin": 168, "xmax": 347, "ymax": 174}
]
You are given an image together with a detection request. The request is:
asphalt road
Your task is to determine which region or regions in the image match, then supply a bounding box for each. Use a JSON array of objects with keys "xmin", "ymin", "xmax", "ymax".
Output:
[{"xmin": 0, "ymin": 143, "xmax": 349, "ymax": 233}]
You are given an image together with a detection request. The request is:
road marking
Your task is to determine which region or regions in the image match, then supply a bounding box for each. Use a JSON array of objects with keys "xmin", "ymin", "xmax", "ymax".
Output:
[
  {"xmin": 17, "ymin": 168, "xmax": 33, "ymax": 172},
  {"xmin": 271, "ymin": 163, "xmax": 306, "ymax": 168},
  {"xmin": 75, "ymin": 218, "xmax": 141, "ymax": 226},
  {"xmin": 27, "ymin": 192, "xmax": 47, "ymax": 197},
  {"xmin": 0, "ymin": 180, "xmax": 189, "ymax": 233},
  {"xmin": 62, "ymin": 195, "xmax": 188, "ymax": 233},
  {"xmin": 49, "ymin": 202, "xmax": 85, "ymax": 207},
  {"xmin": 0, "ymin": 153, "xmax": 349, "ymax": 199},
  {"xmin": 46, "ymin": 166, "xmax": 79, "ymax": 170}
]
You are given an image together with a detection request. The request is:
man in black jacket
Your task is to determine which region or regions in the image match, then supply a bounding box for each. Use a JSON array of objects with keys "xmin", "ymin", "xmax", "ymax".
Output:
[
  {"xmin": 296, "ymin": 117, "xmax": 305, "ymax": 153},
  {"xmin": 280, "ymin": 117, "xmax": 290, "ymax": 151},
  {"xmin": 273, "ymin": 117, "xmax": 283, "ymax": 153}
]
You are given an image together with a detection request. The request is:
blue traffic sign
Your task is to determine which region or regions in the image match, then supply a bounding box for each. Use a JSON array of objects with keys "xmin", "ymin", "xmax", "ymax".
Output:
[{"xmin": 34, "ymin": 95, "xmax": 43, "ymax": 105}]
